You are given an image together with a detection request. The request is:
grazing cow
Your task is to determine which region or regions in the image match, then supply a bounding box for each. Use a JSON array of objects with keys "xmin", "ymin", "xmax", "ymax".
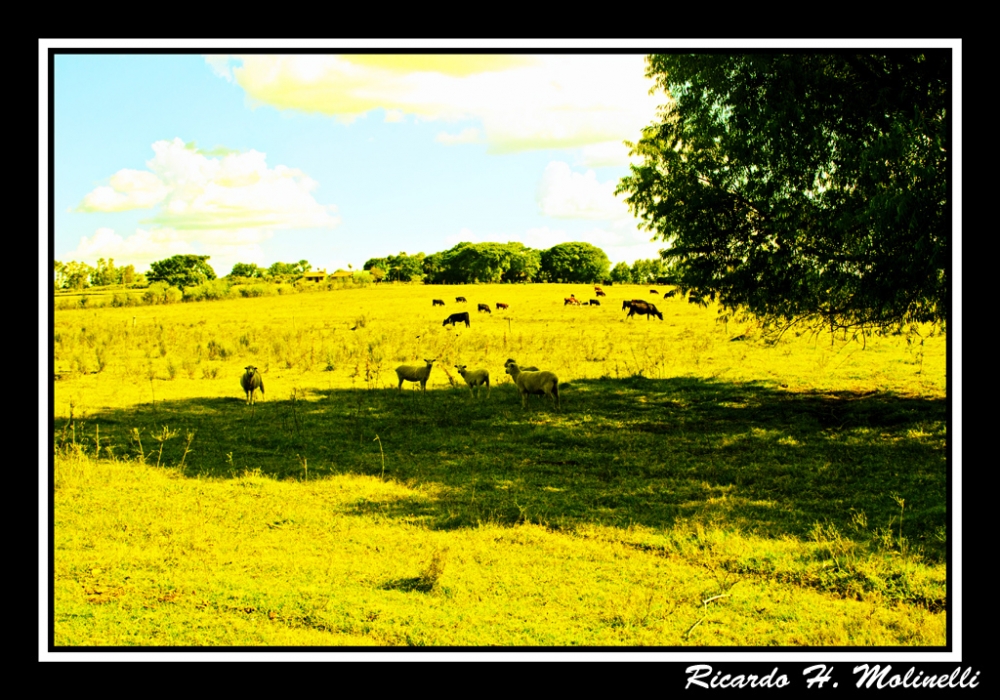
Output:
[
  {"xmin": 650, "ymin": 289, "xmax": 659, "ymax": 295},
  {"xmin": 455, "ymin": 296, "xmax": 467, "ymax": 303},
  {"xmin": 595, "ymin": 289, "xmax": 606, "ymax": 297},
  {"xmin": 443, "ymin": 311, "xmax": 471, "ymax": 328},
  {"xmin": 564, "ymin": 296, "xmax": 581, "ymax": 306},
  {"xmin": 627, "ymin": 300, "xmax": 663, "ymax": 321},
  {"xmin": 622, "ymin": 300, "xmax": 634, "ymax": 311},
  {"xmin": 478, "ymin": 303, "xmax": 491, "ymax": 314},
  {"xmin": 590, "ymin": 299, "xmax": 601, "ymax": 306},
  {"xmin": 432, "ymin": 299, "xmax": 445, "ymax": 307},
  {"xmin": 496, "ymin": 302, "xmax": 509, "ymax": 310},
  {"xmin": 663, "ymin": 290, "xmax": 677, "ymax": 298}
]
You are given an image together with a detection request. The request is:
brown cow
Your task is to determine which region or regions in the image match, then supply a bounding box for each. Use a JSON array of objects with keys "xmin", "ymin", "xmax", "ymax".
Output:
[{"xmin": 496, "ymin": 302, "xmax": 509, "ymax": 310}]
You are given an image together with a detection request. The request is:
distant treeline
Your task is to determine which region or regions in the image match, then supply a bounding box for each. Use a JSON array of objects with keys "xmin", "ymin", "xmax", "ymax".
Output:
[
  {"xmin": 364, "ymin": 241, "xmax": 678, "ymax": 285},
  {"xmin": 54, "ymin": 242, "xmax": 678, "ymax": 295}
]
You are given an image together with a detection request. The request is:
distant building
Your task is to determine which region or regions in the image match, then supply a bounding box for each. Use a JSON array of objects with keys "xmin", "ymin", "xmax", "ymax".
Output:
[
  {"xmin": 330, "ymin": 270, "xmax": 353, "ymax": 280},
  {"xmin": 302, "ymin": 269, "xmax": 327, "ymax": 282}
]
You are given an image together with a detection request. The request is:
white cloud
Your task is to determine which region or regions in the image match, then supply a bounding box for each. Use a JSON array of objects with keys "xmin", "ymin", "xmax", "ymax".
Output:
[
  {"xmin": 80, "ymin": 138, "xmax": 339, "ymax": 229},
  {"xmin": 69, "ymin": 138, "xmax": 344, "ymax": 275},
  {"xmin": 537, "ymin": 161, "xmax": 632, "ymax": 221},
  {"xmin": 204, "ymin": 55, "xmax": 234, "ymax": 82},
  {"xmin": 435, "ymin": 127, "xmax": 483, "ymax": 145},
  {"xmin": 577, "ymin": 140, "xmax": 636, "ymax": 168},
  {"xmin": 215, "ymin": 54, "xmax": 663, "ymax": 154},
  {"xmin": 68, "ymin": 228, "xmax": 193, "ymax": 272}
]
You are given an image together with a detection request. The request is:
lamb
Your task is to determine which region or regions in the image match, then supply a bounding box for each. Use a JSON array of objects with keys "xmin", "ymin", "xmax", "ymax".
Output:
[
  {"xmin": 505, "ymin": 362, "xmax": 560, "ymax": 410},
  {"xmin": 241, "ymin": 366, "xmax": 264, "ymax": 405},
  {"xmin": 504, "ymin": 358, "xmax": 539, "ymax": 372},
  {"xmin": 455, "ymin": 364, "xmax": 490, "ymax": 398},
  {"xmin": 395, "ymin": 358, "xmax": 436, "ymax": 394}
]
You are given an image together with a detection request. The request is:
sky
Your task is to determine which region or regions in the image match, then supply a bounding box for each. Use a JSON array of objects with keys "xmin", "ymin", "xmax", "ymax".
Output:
[{"xmin": 51, "ymin": 51, "xmax": 674, "ymax": 277}]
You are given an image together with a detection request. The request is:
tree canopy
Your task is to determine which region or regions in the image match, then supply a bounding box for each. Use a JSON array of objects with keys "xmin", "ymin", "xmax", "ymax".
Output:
[
  {"xmin": 539, "ymin": 242, "xmax": 611, "ymax": 283},
  {"xmin": 617, "ymin": 53, "xmax": 949, "ymax": 331},
  {"xmin": 146, "ymin": 255, "xmax": 217, "ymax": 289}
]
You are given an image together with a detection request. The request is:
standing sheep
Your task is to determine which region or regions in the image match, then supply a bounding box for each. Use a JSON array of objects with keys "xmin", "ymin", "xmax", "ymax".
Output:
[
  {"xmin": 241, "ymin": 366, "xmax": 265, "ymax": 405},
  {"xmin": 395, "ymin": 358, "xmax": 436, "ymax": 394},
  {"xmin": 504, "ymin": 358, "xmax": 539, "ymax": 372},
  {"xmin": 505, "ymin": 362, "xmax": 560, "ymax": 410},
  {"xmin": 455, "ymin": 364, "xmax": 490, "ymax": 398}
]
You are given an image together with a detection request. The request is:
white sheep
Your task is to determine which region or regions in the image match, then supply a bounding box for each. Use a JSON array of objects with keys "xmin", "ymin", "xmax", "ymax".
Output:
[
  {"xmin": 505, "ymin": 362, "xmax": 560, "ymax": 410},
  {"xmin": 241, "ymin": 366, "xmax": 264, "ymax": 405},
  {"xmin": 504, "ymin": 358, "xmax": 539, "ymax": 372},
  {"xmin": 395, "ymin": 358, "xmax": 436, "ymax": 394},
  {"xmin": 455, "ymin": 364, "xmax": 490, "ymax": 398}
]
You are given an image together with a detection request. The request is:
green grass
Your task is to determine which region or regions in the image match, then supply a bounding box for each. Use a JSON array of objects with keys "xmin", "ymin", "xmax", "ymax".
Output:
[{"xmin": 51, "ymin": 282, "xmax": 948, "ymax": 647}]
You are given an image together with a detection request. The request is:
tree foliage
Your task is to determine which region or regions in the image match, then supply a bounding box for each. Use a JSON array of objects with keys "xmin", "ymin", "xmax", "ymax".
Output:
[
  {"xmin": 422, "ymin": 242, "xmax": 542, "ymax": 284},
  {"xmin": 617, "ymin": 53, "xmax": 949, "ymax": 331},
  {"xmin": 267, "ymin": 260, "xmax": 311, "ymax": 278},
  {"xmin": 229, "ymin": 262, "xmax": 265, "ymax": 279},
  {"xmin": 539, "ymin": 242, "xmax": 610, "ymax": 283},
  {"xmin": 147, "ymin": 255, "xmax": 217, "ymax": 289},
  {"xmin": 364, "ymin": 252, "xmax": 425, "ymax": 282}
]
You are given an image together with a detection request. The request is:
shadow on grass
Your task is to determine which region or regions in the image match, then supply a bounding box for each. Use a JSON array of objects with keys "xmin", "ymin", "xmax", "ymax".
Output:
[{"xmin": 56, "ymin": 375, "xmax": 948, "ymax": 553}]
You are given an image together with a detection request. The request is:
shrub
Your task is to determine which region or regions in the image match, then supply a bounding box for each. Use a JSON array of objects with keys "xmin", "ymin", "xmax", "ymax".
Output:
[{"xmin": 184, "ymin": 279, "xmax": 233, "ymax": 302}]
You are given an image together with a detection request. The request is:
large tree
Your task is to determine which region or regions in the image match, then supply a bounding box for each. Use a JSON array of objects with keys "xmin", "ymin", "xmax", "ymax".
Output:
[
  {"xmin": 539, "ymin": 242, "xmax": 610, "ymax": 283},
  {"xmin": 147, "ymin": 255, "xmax": 217, "ymax": 289},
  {"xmin": 617, "ymin": 53, "xmax": 949, "ymax": 331}
]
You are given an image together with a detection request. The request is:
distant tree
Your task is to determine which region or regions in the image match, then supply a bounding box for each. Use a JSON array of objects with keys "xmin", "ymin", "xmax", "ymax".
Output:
[
  {"xmin": 60, "ymin": 261, "xmax": 93, "ymax": 290},
  {"xmin": 120, "ymin": 264, "xmax": 136, "ymax": 285},
  {"xmin": 267, "ymin": 260, "xmax": 310, "ymax": 277},
  {"xmin": 229, "ymin": 262, "xmax": 264, "ymax": 279},
  {"xmin": 609, "ymin": 262, "xmax": 632, "ymax": 284},
  {"xmin": 91, "ymin": 258, "xmax": 118, "ymax": 286},
  {"xmin": 539, "ymin": 242, "xmax": 611, "ymax": 283},
  {"xmin": 617, "ymin": 53, "xmax": 949, "ymax": 330},
  {"xmin": 147, "ymin": 255, "xmax": 217, "ymax": 289},
  {"xmin": 501, "ymin": 242, "xmax": 542, "ymax": 282}
]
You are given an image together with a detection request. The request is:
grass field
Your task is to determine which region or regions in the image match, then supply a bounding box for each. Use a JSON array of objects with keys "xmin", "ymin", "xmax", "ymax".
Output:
[{"xmin": 50, "ymin": 282, "xmax": 949, "ymax": 647}]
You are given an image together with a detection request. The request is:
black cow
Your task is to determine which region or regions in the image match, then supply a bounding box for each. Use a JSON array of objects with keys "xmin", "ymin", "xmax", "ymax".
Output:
[
  {"xmin": 590, "ymin": 299, "xmax": 601, "ymax": 306},
  {"xmin": 443, "ymin": 312, "xmax": 471, "ymax": 328},
  {"xmin": 627, "ymin": 301, "xmax": 663, "ymax": 321},
  {"xmin": 478, "ymin": 303, "xmax": 491, "ymax": 314},
  {"xmin": 432, "ymin": 299, "xmax": 445, "ymax": 306},
  {"xmin": 455, "ymin": 296, "xmax": 467, "ymax": 303}
]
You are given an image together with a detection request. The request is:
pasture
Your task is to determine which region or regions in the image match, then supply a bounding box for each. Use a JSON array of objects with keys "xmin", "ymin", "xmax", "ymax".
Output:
[{"xmin": 51, "ymin": 283, "xmax": 949, "ymax": 647}]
